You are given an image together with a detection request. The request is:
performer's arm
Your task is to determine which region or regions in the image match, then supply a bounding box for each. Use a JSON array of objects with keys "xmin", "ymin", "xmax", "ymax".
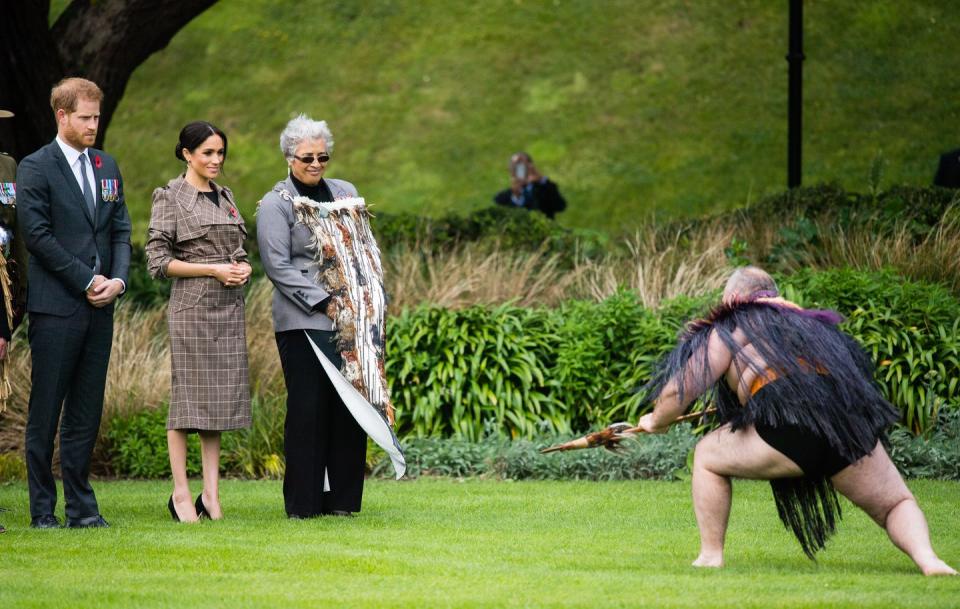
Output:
[
  {"xmin": 639, "ymin": 330, "xmax": 732, "ymax": 433},
  {"xmin": 256, "ymin": 197, "xmax": 330, "ymax": 312},
  {"xmin": 15, "ymin": 157, "xmax": 96, "ymax": 294}
]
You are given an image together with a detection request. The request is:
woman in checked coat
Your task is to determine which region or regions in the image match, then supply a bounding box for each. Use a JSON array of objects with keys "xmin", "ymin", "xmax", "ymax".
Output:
[{"xmin": 146, "ymin": 121, "xmax": 252, "ymax": 523}]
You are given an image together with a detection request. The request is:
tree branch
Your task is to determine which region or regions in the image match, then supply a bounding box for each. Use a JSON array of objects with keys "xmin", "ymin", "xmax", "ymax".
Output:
[{"xmin": 0, "ymin": 0, "xmax": 217, "ymax": 158}]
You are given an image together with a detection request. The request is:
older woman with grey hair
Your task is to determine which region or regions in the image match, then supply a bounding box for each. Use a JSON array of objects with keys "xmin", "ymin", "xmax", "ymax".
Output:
[{"xmin": 257, "ymin": 114, "xmax": 390, "ymax": 519}]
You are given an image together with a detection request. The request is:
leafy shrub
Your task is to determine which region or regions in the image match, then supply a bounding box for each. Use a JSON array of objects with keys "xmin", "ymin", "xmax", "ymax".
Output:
[
  {"xmin": 370, "ymin": 423, "xmax": 697, "ymax": 481},
  {"xmin": 0, "ymin": 451, "xmax": 26, "ymax": 483},
  {"xmin": 887, "ymin": 410, "xmax": 960, "ymax": 480},
  {"xmin": 743, "ymin": 183, "xmax": 957, "ymax": 238},
  {"xmin": 781, "ymin": 268, "xmax": 960, "ymax": 433},
  {"xmin": 221, "ymin": 393, "xmax": 286, "ymax": 479},
  {"xmin": 103, "ymin": 396, "xmax": 286, "ymax": 479},
  {"xmin": 374, "ymin": 205, "xmax": 608, "ymax": 263},
  {"xmin": 369, "ymin": 417, "xmax": 958, "ymax": 481},
  {"xmin": 388, "ymin": 269, "xmax": 959, "ymax": 440},
  {"xmin": 388, "ymin": 303, "xmax": 563, "ymax": 440},
  {"xmin": 493, "ymin": 423, "xmax": 696, "ymax": 481},
  {"xmin": 103, "ymin": 406, "xmax": 200, "ymax": 478}
]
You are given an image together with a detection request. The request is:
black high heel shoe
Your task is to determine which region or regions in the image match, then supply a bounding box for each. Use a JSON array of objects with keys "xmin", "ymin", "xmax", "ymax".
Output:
[
  {"xmin": 168, "ymin": 496, "xmax": 180, "ymax": 522},
  {"xmin": 195, "ymin": 494, "xmax": 209, "ymax": 519}
]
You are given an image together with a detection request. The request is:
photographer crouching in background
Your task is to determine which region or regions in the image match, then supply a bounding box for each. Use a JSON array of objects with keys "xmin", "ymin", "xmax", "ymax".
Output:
[{"xmin": 493, "ymin": 152, "xmax": 566, "ymax": 219}]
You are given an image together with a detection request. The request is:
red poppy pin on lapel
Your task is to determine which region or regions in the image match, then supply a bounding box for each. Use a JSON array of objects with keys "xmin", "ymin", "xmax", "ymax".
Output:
[
  {"xmin": 94, "ymin": 154, "xmax": 103, "ymax": 169},
  {"xmin": 229, "ymin": 207, "xmax": 238, "ymax": 218}
]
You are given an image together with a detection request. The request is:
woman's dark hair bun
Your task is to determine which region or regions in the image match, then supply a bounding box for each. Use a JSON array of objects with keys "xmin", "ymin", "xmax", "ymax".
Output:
[{"xmin": 175, "ymin": 121, "xmax": 228, "ymax": 162}]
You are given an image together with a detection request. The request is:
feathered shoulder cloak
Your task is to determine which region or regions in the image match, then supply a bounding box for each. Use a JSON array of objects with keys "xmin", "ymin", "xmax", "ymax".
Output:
[
  {"xmin": 641, "ymin": 296, "xmax": 899, "ymax": 557},
  {"xmin": 642, "ymin": 297, "xmax": 897, "ymax": 459}
]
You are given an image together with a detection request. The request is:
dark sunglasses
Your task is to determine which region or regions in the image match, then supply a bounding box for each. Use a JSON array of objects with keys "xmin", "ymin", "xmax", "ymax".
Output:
[{"xmin": 293, "ymin": 153, "xmax": 330, "ymax": 165}]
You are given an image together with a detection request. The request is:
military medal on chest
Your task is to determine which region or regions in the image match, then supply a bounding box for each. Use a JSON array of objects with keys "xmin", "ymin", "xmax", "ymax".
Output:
[
  {"xmin": 100, "ymin": 178, "xmax": 119, "ymax": 202},
  {"xmin": 0, "ymin": 181, "xmax": 14, "ymax": 207}
]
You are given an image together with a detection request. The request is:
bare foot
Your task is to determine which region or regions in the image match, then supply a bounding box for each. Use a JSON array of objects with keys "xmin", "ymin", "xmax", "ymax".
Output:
[
  {"xmin": 920, "ymin": 559, "xmax": 957, "ymax": 576},
  {"xmin": 692, "ymin": 553, "xmax": 724, "ymax": 568}
]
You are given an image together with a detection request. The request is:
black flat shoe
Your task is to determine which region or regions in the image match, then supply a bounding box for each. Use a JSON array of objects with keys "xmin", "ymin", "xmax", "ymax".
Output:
[
  {"xmin": 30, "ymin": 514, "xmax": 62, "ymax": 529},
  {"xmin": 66, "ymin": 514, "xmax": 109, "ymax": 529},
  {"xmin": 168, "ymin": 496, "xmax": 180, "ymax": 522},
  {"xmin": 195, "ymin": 494, "xmax": 209, "ymax": 519},
  {"xmin": 0, "ymin": 523, "xmax": 6, "ymax": 533}
]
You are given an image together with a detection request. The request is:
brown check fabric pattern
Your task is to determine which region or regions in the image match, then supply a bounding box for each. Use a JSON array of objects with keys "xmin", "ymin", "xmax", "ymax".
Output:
[{"xmin": 145, "ymin": 175, "xmax": 251, "ymax": 431}]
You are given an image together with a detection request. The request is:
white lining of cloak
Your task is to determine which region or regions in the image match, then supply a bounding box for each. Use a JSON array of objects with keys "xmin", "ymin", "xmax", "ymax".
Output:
[{"xmin": 305, "ymin": 331, "xmax": 406, "ymax": 484}]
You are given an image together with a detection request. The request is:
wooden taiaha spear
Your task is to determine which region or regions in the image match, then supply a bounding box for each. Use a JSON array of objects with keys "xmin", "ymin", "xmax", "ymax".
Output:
[{"xmin": 539, "ymin": 408, "xmax": 718, "ymax": 454}]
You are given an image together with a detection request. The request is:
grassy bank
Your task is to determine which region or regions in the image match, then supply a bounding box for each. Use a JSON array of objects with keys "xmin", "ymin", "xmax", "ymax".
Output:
[
  {"xmin": 2, "ymin": 479, "xmax": 959, "ymax": 608},
  {"xmin": 45, "ymin": 0, "xmax": 959, "ymax": 235}
]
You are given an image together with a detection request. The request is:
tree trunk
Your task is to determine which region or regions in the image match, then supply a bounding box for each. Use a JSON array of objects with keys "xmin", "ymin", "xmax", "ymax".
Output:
[{"xmin": 0, "ymin": 0, "xmax": 217, "ymax": 160}]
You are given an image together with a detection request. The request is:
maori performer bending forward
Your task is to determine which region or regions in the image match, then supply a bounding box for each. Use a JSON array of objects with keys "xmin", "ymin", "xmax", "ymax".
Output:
[{"xmin": 637, "ymin": 266, "xmax": 955, "ymax": 575}]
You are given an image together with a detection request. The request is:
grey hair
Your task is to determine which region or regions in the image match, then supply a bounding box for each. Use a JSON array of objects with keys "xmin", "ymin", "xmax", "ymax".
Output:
[
  {"xmin": 279, "ymin": 114, "xmax": 334, "ymax": 159},
  {"xmin": 724, "ymin": 266, "xmax": 778, "ymax": 299}
]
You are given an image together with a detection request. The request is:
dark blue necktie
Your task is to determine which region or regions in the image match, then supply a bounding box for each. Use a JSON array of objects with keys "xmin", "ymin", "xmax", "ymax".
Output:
[
  {"xmin": 78, "ymin": 152, "xmax": 101, "ymax": 273},
  {"xmin": 78, "ymin": 152, "xmax": 96, "ymax": 220}
]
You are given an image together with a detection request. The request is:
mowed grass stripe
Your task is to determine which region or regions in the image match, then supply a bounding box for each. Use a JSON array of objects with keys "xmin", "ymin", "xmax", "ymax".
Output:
[{"xmin": 1, "ymin": 479, "xmax": 957, "ymax": 608}]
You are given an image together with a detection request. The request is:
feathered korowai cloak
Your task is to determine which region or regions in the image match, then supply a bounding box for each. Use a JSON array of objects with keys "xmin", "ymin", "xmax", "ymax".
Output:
[
  {"xmin": 278, "ymin": 187, "xmax": 404, "ymax": 479},
  {"xmin": 639, "ymin": 297, "xmax": 899, "ymax": 558}
]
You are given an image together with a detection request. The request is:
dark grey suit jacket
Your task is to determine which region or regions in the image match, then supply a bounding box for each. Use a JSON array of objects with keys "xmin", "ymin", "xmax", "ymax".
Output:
[{"xmin": 16, "ymin": 140, "xmax": 132, "ymax": 316}]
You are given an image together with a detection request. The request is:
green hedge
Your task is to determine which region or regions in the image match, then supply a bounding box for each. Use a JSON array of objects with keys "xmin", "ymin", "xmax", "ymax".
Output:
[
  {"xmin": 369, "ymin": 423, "xmax": 698, "ymax": 481},
  {"xmin": 739, "ymin": 183, "xmax": 958, "ymax": 238},
  {"xmin": 101, "ymin": 395, "xmax": 286, "ymax": 479},
  {"xmin": 367, "ymin": 412, "xmax": 960, "ymax": 481},
  {"xmin": 388, "ymin": 268, "xmax": 960, "ymax": 439},
  {"xmin": 781, "ymin": 268, "xmax": 960, "ymax": 433},
  {"xmin": 98, "ymin": 267, "xmax": 960, "ymax": 478},
  {"xmin": 374, "ymin": 205, "xmax": 609, "ymax": 262}
]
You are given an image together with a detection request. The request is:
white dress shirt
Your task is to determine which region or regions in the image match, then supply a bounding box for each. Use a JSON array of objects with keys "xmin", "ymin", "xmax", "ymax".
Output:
[
  {"xmin": 54, "ymin": 136, "xmax": 125, "ymax": 293},
  {"xmin": 55, "ymin": 136, "xmax": 97, "ymax": 198}
]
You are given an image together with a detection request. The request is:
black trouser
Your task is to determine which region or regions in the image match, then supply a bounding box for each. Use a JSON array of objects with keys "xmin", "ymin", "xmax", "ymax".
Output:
[
  {"xmin": 276, "ymin": 329, "xmax": 367, "ymax": 517},
  {"xmin": 25, "ymin": 308, "xmax": 113, "ymax": 520}
]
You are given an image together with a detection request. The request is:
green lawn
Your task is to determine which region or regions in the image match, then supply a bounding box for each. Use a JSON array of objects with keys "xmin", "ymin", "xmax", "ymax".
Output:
[
  {"xmin": 47, "ymin": 1, "xmax": 960, "ymax": 236},
  {"xmin": 1, "ymin": 479, "xmax": 957, "ymax": 608}
]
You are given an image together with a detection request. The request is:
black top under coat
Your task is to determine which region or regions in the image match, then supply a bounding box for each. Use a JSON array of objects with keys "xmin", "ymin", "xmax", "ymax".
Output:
[{"xmin": 291, "ymin": 175, "xmax": 334, "ymax": 203}]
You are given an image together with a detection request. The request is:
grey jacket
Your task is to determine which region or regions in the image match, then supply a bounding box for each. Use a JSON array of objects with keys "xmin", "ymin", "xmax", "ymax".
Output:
[{"xmin": 257, "ymin": 176, "xmax": 358, "ymax": 332}]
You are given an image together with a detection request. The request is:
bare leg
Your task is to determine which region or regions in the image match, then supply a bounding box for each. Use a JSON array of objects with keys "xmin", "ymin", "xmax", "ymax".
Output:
[
  {"xmin": 167, "ymin": 430, "xmax": 199, "ymax": 522},
  {"xmin": 199, "ymin": 431, "xmax": 223, "ymax": 520},
  {"xmin": 830, "ymin": 443, "xmax": 956, "ymax": 576},
  {"xmin": 691, "ymin": 424, "xmax": 804, "ymax": 568},
  {"xmin": 691, "ymin": 452, "xmax": 731, "ymax": 567}
]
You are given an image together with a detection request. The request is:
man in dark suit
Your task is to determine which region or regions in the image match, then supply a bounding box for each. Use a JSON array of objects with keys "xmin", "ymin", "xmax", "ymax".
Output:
[
  {"xmin": 16, "ymin": 78, "xmax": 131, "ymax": 529},
  {"xmin": 933, "ymin": 148, "xmax": 960, "ymax": 188},
  {"xmin": 493, "ymin": 152, "xmax": 567, "ymax": 219}
]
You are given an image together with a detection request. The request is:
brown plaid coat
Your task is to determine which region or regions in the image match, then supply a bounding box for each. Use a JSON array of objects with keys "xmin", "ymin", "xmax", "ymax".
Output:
[{"xmin": 145, "ymin": 175, "xmax": 251, "ymax": 431}]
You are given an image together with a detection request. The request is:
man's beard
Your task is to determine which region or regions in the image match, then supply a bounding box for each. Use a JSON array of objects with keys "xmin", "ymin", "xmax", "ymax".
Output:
[{"xmin": 63, "ymin": 125, "xmax": 95, "ymax": 150}]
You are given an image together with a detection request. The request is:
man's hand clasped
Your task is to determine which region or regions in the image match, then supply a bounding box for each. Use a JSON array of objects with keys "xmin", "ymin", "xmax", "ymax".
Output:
[{"xmin": 86, "ymin": 274, "xmax": 124, "ymax": 308}]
